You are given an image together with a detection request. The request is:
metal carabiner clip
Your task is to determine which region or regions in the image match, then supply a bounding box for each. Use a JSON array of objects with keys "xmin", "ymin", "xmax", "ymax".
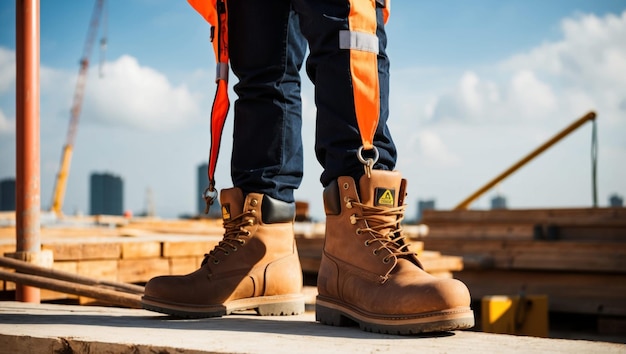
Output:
[{"xmin": 202, "ymin": 181, "xmax": 219, "ymax": 214}]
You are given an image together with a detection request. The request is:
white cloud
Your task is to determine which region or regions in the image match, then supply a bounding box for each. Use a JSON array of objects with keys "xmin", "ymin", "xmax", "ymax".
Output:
[
  {"xmin": 0, "ymin": 109, "xmax": 14, "ymax": 134},
  {"xmin": 502, "ymin": 11, "xmax": 626, "ymax": 115},
  {"xmin": 417, "ymin": 130, "xmax": 459, "ymax": 166},
  {"xmin": 507, "ymin": 70, "xmax": 557, "ymax": 118},
  {"xmin": 83, "ymin": 55, "xmax": 201, "ymax": 131},
  {"xmin": 427, "ymin": 10, "xmax": 626, "ymax": 127},
  {"xmin": 390, "ymin": 10, "xmax": 626, "ymax": 213},
  {"xmin": 0, "ymin": 47, "xmax": 15, "ymax": 94}
]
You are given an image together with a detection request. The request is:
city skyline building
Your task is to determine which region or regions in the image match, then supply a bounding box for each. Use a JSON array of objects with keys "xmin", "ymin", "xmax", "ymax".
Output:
[
  {"xmin": 90, "ymin": 172, "xmax": 124, "ymax": 215},
  {"xmin": 0, "ymin": 178, "xmax": 16, "ymax": 211}
]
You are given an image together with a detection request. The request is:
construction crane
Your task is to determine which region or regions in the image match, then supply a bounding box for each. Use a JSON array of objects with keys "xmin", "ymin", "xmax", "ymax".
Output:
[{"xmin": 50, "ymin": 0, "xmax": 107, "ymax": 216}]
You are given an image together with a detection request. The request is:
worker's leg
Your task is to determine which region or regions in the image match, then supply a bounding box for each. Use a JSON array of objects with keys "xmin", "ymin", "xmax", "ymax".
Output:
[
  {"xmin": 293, "ymin": 0, "xmax": 475, "ymax": 334},
  {"xmin": 141, "ymin": 0, "xmax": 306, "ymax": 317},
  {"xmin": 293, "ymin": 0, "xmax": 396, "ymax": 186},
  {"xmin": 229, "ymin": 0, "xmax": 307, "ymax": 203}
]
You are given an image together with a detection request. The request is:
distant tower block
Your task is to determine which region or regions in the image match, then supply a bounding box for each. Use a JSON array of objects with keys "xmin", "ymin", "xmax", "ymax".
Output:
[
  {"xmin": 90, "ymin": 172, "xmax": 123, "ymax": 215},
  {"xmin": 417, "ymin": 199, "xmax": 435, "ymax": 222},
  {"xmin": 197, "ymin": 163, "xmax": 208, "ymax": 215},
  {"xmin": 0, "ymin": 178, "xmax": 16, "ymax": 211},
  {"xmin": 609, "ymin": 194, "xmax": 623, "ymax": 207},
  {"xmin": 145, "ymin": 187, "xmax": 156, "ymax": 217},
  {"xmin": 491, "ymin": 194, "xmax": 507, "ymax": 210}
]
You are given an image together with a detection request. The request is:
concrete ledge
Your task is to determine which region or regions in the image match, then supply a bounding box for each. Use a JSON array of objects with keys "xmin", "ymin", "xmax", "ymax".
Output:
[{"xmin": 1, "ymin": 302, "xmax": 625, "ymax": 353}]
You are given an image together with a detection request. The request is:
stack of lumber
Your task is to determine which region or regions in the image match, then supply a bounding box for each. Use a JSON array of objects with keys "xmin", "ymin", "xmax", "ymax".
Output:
[
  {"xmin": 418, "ymin": 208, "xmax": 626, "ymax": 320},
  {"xmin": 1, "ymin": 214, "xmax": 465, "ymax": 303},
  {"xmin": 0, "ymin": 216, "xmax": 224, "ymax": 302}
]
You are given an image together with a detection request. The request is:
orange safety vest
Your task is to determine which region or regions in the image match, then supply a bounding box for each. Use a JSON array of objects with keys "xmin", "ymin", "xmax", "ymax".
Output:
[{"xmin": 187, "ymin": 0, "xmax": 390, "ymax": 210}]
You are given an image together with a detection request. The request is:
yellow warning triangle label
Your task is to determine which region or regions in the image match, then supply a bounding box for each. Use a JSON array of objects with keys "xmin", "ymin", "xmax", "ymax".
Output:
[{"xmin": 377, "ymin": 189, "xmax": 394, "ymax": 206}]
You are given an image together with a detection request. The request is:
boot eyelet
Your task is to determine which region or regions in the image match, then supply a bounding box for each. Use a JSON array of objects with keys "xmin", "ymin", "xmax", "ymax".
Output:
[
  {"xmin": 382, "ymin": 257, "xmax": 390, "ymax": 264},
  {"xmin": 343, "ymin": 183, "xmax": 349, "ymax": 190},
  {"xmin": 373, "ymin": 249, "xmax": 378, "ymax": 255},
  {"xmin": 213, "ymin": 259, "xmax": 220, "ymax": 264},
  {"xmin": 364, "ymin": 240, "xmax": 370, "ymax": 247},
  {"xmin": 350, "ymin": 214, "xmax": 357, "ymax": 225},
  {"xmin": 355, "ymin": 228, "xmax": 362, "ymax": 235},
  {"xmin": 232, "ymin": 246, "xmax": 238, "ymax": 252},
  {"xmin": 224, "ymin": 251, "xmax": 230, "ymax": 256},
  {"xmin": 239, "ymin": 240, "xmax": 246, "ymax": 245},
  {"xmin": 250, "ymin": 199, "xmax": 258, "ymax": 207}
]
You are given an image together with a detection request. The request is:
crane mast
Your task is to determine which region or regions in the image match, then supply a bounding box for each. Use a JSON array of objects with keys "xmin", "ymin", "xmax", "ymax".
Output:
[{"xmin": 50, "ymin": 0, "xmax": 106, "ymax": 215}]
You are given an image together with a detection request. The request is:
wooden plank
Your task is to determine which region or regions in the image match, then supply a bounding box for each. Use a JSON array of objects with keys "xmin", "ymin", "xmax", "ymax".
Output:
[
  {"xmin": 43, "ymin": 241, "xmax": 121, "ymax": 261},
  {"xmin": 162, "ymin": 240, "xmax": 220, "ymax": 258},
  {"xmin": 118, "ymin": 258, "xmax": 170, "ymax": 284},
  {"xmin": 553, "ymin": 226, "xmax": 626, "ymax": 242},
  {"xmin": 300, "ymin": 258, "xmax": 321, "ymax": 274},
  {"xmin": 422, "ymin": 208, "xmax": 626, "ymax": 225},
  {"xmin": 457, "ymin": 269, "xmax": 626, "ymax": 316},
  {"xmin": 122, "ymin": 218, "xmax": 224, "ymax": 235},
  {"xmin": 296, "ymin": 237, "xmax": 323, "ymax": 274},
  {"xmin": 0, "ymin": 244, "xmax": 16, "ymax": 257},
  {"xmin": 423, "ymin": 223, "xmax": 536, "ymax": 240},
  {"xmin": 169, "ymin": 256, "xmax": 202, "ymax": 276},
  {"xmin": 422, "ymin": 239, "xmax": 626, "ymax": 273},
  {"xmin": 420, "ymin": 253, "xmax": 464, "ymax": 273},
  {"xmin": 121, "ymin": 241, "xmax": 162, "ymax": 259},
  {"xmin": 295, "ymin": 238, "xmax": 324, "ymax": 258},
  {"xmin": 40, "ymin": 261, "xmax": 79, "ymax": 301},
  {"xmin": 76, "ymin": 260, "xmax": 119, "ymax": 282},
  {"xmin": 76, "ymin": 259, "xmax": 121, "ymax": 305},
  {"xmin": 598, "ymin": 316, "xmax": 626, "ymax": 335},
  {"xmin": 0, "ymin": 266, "xmax": 15, "ymax": 291}
]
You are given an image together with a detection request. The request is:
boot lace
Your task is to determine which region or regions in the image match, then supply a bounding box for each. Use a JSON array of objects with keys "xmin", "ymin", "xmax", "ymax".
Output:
[
  {"xmin": 202, "ymin": 210, "xmax": 256, "ymax": 266},
  {"xmin": 347, "ymin": 198, "xmax": 415, "ymax": 282}
]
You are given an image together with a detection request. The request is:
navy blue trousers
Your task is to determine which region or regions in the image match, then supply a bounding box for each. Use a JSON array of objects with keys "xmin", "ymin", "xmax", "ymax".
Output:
[{"xmin": 228, "ymin": 0, "xmax": 397, "ymax": 203}]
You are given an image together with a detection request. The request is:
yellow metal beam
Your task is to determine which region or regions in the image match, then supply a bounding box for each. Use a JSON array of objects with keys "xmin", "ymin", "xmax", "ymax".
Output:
[
  {"xmin": 50, "ymin": 144, "xmax": 73, "ymax": 216},
  {"xmin": 454, "ymin": 111, "xmax": 597, "ymax": 210}
]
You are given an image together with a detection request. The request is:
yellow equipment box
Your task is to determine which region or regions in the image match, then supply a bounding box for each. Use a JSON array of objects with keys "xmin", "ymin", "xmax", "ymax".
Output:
[{"xmin": 482, "ymin": 295, "xmax": 549, "ymax": 337}]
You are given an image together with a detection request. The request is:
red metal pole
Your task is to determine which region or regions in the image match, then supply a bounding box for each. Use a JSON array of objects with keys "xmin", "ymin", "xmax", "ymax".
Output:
[{"xmin": 15, "ymin": 0, "xmax": 41, "ymax": 303}]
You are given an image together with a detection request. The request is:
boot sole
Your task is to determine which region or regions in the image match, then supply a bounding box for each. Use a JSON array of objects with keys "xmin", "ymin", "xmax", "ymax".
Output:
[
  {"xmin": 316, "ymin": 296, "xmax": 475, "ymax": 335},
  {"xmin": 142, "ymin": 294, "xmax": 305, "ymax": 318}
]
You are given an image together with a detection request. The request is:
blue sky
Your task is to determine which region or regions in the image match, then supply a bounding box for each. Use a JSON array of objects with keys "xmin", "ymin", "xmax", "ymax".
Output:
[{"xmin": 1, "ymin": 1, "xmax": 625, "ymax": 220}]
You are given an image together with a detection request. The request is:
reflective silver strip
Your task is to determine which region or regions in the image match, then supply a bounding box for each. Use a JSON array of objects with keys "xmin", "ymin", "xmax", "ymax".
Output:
[
  {"xmin": 215, "ymin": 62, "xmax": 229, "ymax": 83},
  {"xmin": 339, "ymin": 30, "xmax": 379, "ymax": 54}
]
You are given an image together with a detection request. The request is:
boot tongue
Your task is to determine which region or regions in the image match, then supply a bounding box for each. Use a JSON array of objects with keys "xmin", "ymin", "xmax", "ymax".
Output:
[
  {"xmin": 219, "ymin": 187, "xmax": 245, "ymax": 222},
  {"xmin": 358, "ymin": 170, "xmax": 404, "ymax": 243},
  {"xmin": 358, "ymin": 170, "xmax": 403, "ymax": 208}
]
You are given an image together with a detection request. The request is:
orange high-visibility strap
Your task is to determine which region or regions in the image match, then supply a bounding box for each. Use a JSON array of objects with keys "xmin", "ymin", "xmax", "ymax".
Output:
[
  {"xmin": 188, "ymin": 0, "xmax": 230, "ymax": 209},
  {"xmin": 346, "ymin": 0, "xmax": 385, "ymax": 151}
]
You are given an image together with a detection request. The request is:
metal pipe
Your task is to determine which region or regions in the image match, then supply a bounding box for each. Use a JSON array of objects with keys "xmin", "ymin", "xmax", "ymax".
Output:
[
  {"xmin": 15, "ymin": 0, "xmax": 41, "ymax": 303},
  {"xmin": 454, "ymin": 111, "xmax": 597, "ymax": 210}
]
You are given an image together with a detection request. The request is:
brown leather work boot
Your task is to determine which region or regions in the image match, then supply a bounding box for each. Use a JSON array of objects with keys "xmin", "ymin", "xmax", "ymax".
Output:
[
  {"xmin": 142, "ymin": 187, "xmax": 305, "ymax": 317},
  {"xmin": 316, "ymin": 170, "xmax": 474, "ymax": 334}
]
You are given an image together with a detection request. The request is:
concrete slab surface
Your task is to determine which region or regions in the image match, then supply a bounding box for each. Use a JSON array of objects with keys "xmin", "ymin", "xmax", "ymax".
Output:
[{"xmin": 1, "ymin": 301, "xmax": 625, "ymax": 354}]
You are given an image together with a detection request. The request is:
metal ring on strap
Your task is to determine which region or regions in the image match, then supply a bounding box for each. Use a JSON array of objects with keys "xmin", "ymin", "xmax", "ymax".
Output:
[
  {"xmin": 357, "ymin": 145, "xmax": 379, "ymax": 165},
  {"xmin": 357, "ymin": 146, "xmax": 379, "ymax": 178}
]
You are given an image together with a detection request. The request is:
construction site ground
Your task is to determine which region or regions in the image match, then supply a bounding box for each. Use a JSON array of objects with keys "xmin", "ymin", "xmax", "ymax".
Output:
[
  {"xmin": 1, "ymin": 299, "xmax": 625, "ymax": 354},
  {"xmin": 1, "ymin": 211, "xmax": 625, "ymax": 352}
]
